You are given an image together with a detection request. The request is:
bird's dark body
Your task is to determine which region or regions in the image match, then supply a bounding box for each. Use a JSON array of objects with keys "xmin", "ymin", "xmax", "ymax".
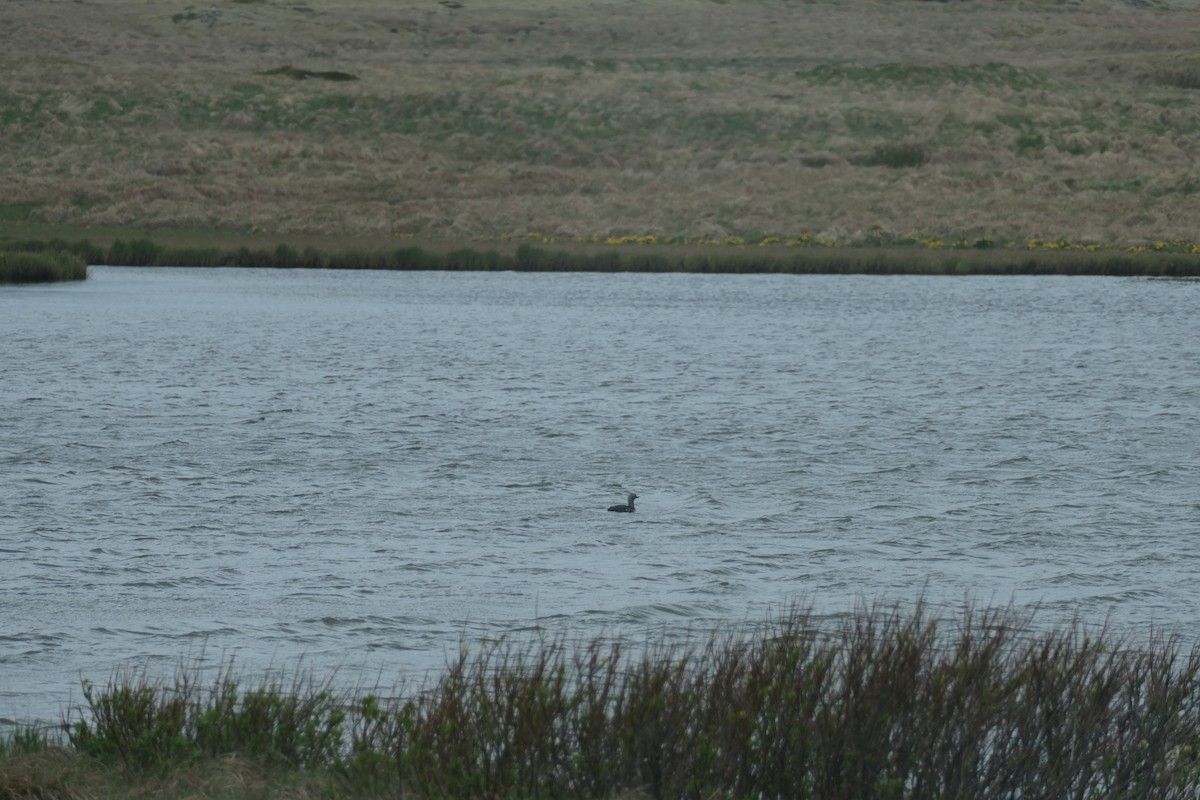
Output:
[{"xmin": 608, "ymin": 493, "xmax": 638, "ymax": 513}]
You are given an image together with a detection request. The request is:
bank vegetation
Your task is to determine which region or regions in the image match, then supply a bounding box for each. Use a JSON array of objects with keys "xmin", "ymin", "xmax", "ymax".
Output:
[
  {"xmin": 9, "ymin": 234, "xmax": 1200, "ymax": 276},
  {"xmin": 0, "ymin": 246, "xmax": 87, "ymax": 284},
  {"xmin": 5, "ymin": 603, "xmax": 1200, "ymax": 799}
]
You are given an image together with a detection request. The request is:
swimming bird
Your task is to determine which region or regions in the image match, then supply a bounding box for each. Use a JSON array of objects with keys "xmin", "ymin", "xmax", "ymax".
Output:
[{"xmin": 608, "ymin": 493, "xmax": 638, "ymax": 513}]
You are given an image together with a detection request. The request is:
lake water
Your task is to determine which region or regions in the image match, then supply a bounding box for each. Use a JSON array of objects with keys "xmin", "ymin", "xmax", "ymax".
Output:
[{"xmin": 2, "ymin": 266, "xmax": 1198, "ymax": 729}]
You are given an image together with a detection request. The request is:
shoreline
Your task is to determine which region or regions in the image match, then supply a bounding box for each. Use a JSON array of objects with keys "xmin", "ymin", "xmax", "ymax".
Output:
[{"xmin": 6, "ymin": 224, "xmax": 1200, "ymax": 277}]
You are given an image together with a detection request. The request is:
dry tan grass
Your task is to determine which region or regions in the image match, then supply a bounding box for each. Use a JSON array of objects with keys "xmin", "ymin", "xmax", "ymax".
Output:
[{"xmin": 4, "ymin": 0, "xmax": 1200, "ymax": 244}]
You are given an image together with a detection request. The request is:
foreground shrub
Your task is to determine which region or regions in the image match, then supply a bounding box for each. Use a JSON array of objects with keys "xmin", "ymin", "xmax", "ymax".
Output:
[
  {"xmin": 68, "ymin": 667, "xmax": 345, "ymax": 771},
  {"xmin": 59, "ymin": 603, "xmax": 1200, "ymax": 798}
]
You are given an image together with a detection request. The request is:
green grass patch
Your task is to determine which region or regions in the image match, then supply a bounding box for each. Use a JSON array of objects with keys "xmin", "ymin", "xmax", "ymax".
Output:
[
  {"xmin": 1153, "ymin": 68, "xmax": 1200, "ymax": 91},
  {"xmin": 0, "ymin": 91, "xmax": 45, "ymax": 128},
  {"xmin": 842, "ymin": 108, "xmax": 915, "ymax": 138},
  {"xmin": 1015, "ymin": 131, "xmax": 1046, "ymax": 154},
  {"xmin": 550, "ymin": 55, "xmax": 620, "ymax": 72},
  {"xmin": 0, "ymin": 202, "xmax": 42, "ymax": 222},
  {"xmin": 862, "ymin": 141, "xmax": 929, "ymax": 168},
  {"xmin": 798, "ymin": 62, "xmax": 1047, "ymax": 90},
  {"xmin": 996, "ymin": 111, "xmax": 1036, "ymax": 129}
]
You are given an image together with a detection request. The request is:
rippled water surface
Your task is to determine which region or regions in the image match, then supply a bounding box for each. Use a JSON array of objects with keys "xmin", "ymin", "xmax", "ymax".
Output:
[{"xmin": 3, "ymin": 267, "xmax": 1198, "ymax": 726}]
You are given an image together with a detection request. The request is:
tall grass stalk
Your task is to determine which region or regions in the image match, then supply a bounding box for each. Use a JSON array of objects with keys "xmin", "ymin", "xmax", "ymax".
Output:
[
  {"xmin": 0, "ymin": 726, "xmax": 53, "ymax": 756},
  {"xmin": 56, "ymin": 603, "xmax": 1200, "ymax": 798}
]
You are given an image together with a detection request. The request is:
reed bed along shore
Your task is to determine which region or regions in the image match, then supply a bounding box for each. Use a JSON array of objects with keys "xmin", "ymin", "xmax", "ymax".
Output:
[
  {"xmin": 4, "ymin": 0, "xmax": 1200, "ymax": 247},
  {"xmin": 8, "ymin": 234, "xmax": 1200, "ymax": 276},
  {"xmin": 6, "ymin": 603, "xmax": 1200, "ymax": 799},
  {"xmin": 0, "ymin": 247, "xmax": 87, "ymax": 284}
]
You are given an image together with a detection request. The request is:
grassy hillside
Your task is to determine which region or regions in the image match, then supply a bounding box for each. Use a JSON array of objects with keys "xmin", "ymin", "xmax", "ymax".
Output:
[{"xmin": 3, "ymin": 0, "xmax": 1200, "ymax": 248}]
